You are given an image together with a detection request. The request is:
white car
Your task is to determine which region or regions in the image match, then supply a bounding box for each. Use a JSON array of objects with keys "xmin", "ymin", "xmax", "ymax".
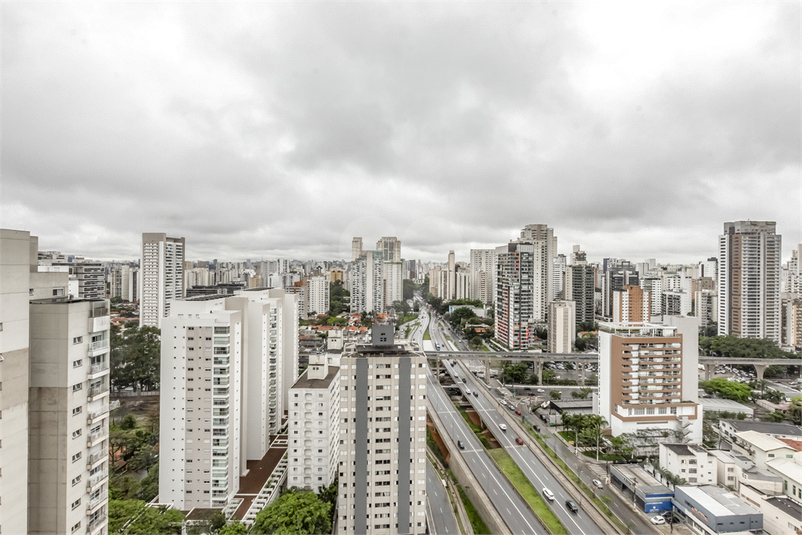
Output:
[
  {"xmin": 465, "ymin": 389, "xmax": 471, "ymax": 396},
  {"xmin": 592, "ymin": 479, "xmax": 603, "ymax": 489},
  {"xmin": 536, "ymin": 389, "xmax": 545, "ymax": 393},
  {"xmin": 650, "ymin": 516, "xmax": 666, "ymax": 525},
  {"xmin": 499, "ymin": 423, "xmax": 507, "ymax": 432},
  {"xmin": 542, "ymin": 488, "xmax": 555, "ymax": 501}
]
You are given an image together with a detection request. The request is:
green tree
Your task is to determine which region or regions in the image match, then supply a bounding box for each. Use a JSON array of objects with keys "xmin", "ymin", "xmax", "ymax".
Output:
[
  {"xmin": 186, "ymin": 510, "xmax": 226, "ymax": 535},
  {"xmin": 550, "ymin": 390, "xmax": 562, "ymax": 400},
  {"xmin": 762, "ymin": 411, "xmax": 786, "ymax": 423},
  {"xmin": 403, "ymin": 279, "xmax": 417, "ymax": 301},
  {"xmin": 572, "ymin": 387, "xmax": 593, "ymax": 400},
  {"xmin": 502, "ymin": 362, "xmax": 528, "ymax": 384},
  {"xmin": 700, "ymin": 378, "xmax": 753, "ymax": 403},
  {"xmin": 251, "ymin": 489, "xmax": 332, "ymax": 535},
  {"xmin": 219, "ymin": 522, "xmax": 249, "ymax": 534},
  {"xmin": 469, "ymin": 336, "xmax": 484, "ymax": 350},
  {"xmin": 111, "ymin": 324, "xmax": 162, "ymax": 392},
  {"xmin": 125, "ymin": 504, "xmax": 185, "ymax": 534},
  {"xmin": 789, "ymin": 397, "xmax": 802, "ymax": 425},
  {"xmin": 137, "ymin": 463, "xmax": 159, "ymax": 502},
  {"xmin": 449, "ymin": 306, "xmax": 479, "ymax": 330},
  {"xmin": 109, "ymin": 499, "xmax": 146, "ymax": 533}
]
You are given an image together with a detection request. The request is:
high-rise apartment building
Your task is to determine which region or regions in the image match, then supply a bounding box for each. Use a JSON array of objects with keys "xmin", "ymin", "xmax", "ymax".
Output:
[
  {"xmin": 446, "ymin": 250, "xmax": 456, "ymax": 301},
  {"xmin": 111, "ymin": 265, "xmax": 139, "ymax": 302},
  {"xmin": 287, "ymin": 353, "xmax": 340, "ymax": 491},
  {"xmin": 140, "ymin": 233, "xmax": 185, "ymax": 329},
  {"xmin": 338, "ymin": 325, "xmax": 427, "ymax": 535},
  {"xmin": 597, "ymin": 318, "xmax": 701, "ymax": 444},
  {"xmin": 351, "ymin": 251, "xmax": 384, "ymax": 314},
  {"xmin": 375, "ymin": 238, "xmax": 403, "ymax": 307},
  {"xmin": 553, "ymin": 254, "xmax": 566, "ymax": 301},
  {"xmin": 306, "ymin": 273, "xmax": 331, "ymax": 316},
  {"xmin": 0, "ymin": 229, "xmax": 110, "ymax": 535},
  {"xmin": 601, "ymin": 261, "xmax": 638, "ymax": 318},
  {"xmin": 564, "ymin": 263, "xmax": 595, "ymax": 326},
  {"xmin": 548, "ymin": 301, "xmax": 576, "ymax": 353},
  {"xmin": 613, "ymin": 285, "xmax": 651, "ymax": 323},
  {"xmin": 469, "ymin": 249, "xmax": 496, "ymax": 305},
  {"xmin": 159, "ymin": 288, "xmax": 299, "ymax": 509},
  {"xmin": 718, "ymin": 221, "xmax": 782, "ymax": 342},
  {"xmin": 351, "ymin": 237, "xmax": 363, "ymax": 262},
  {"xmin": 494, "ymin": 224, "xmax": 556, "ymax": 349}
]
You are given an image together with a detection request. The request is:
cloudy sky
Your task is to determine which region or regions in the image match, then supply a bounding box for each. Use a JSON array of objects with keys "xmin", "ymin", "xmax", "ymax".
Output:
[{"xmin": 2, "ymin": 2, "xmax": 800, "ymax": 264}]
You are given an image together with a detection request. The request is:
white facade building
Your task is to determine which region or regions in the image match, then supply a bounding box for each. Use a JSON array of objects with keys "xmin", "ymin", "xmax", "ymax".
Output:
[
  {"xmin": 718, "ymin": 221, "xmax": 782, "ymax": 342},
  {"xmin": 338, "ymin": 325, "xmax": 427, "ymax": 535},
  {"xmin": 306, "ymin": 274, "xmax": 331, "ymax": 316},
  {"xmin": 287, "ymin": 353, "xmax": 340, "ymax": 491},
  {"xmin": 597, "ymin": 318, "xmax": 702, "ymax": 444},
  {"xmin": 659, "ymin": 443, "xmax": 718, "ymax": 486},
  {"xmin": 140, "ymin": 233, "xmax": 185, "ymax": 329},
  {"xmin": 351, "ymin": 251, "xmax": 384, "ymax": 314},
  {"xmin": 469, "ymin": 249, "xmax": 496, "ymax": 305},
  {"xmin": 548, "ymin": 301, "xmax": 575, "ymax": 354}
]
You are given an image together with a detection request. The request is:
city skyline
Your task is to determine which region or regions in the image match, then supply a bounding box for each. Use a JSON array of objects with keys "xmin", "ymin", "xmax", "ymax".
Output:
[{"xmin": 2, "ymin": 3, "xmax": 800, "ymax": 263}]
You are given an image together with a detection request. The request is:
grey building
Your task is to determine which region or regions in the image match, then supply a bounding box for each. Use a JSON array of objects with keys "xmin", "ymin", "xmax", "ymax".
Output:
[{"xmin": 673, "ymin": 485, "xmax": 762, "ymax": 534}]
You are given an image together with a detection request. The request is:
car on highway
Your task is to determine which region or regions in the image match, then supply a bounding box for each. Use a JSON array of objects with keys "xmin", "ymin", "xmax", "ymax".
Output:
[
  {"xmin": 473, "ymin": 391, "xmax": 478, "ymax": 397},
  {"xmin": 465, "ymin": 389, "xmax": 471, "ymax": 396},
  {"xmin": 500, "ymin": 399, "xmax": 508, "ymax": 406},
  {"xmin": 498, "ymin": 423, "xmax": 507, "ymax": 432},
  {"xmin": 536, "ymin": 389, "xmax": 545, "ymax": 393},
  {"xmin": 542, "ymin": 488, "xmax": 555, "ymax": 501},
  {"xmin": 515, "ymin": 437, "xmax": 524, "ymax": 445},
  {"xmin": 457, "ymin": 440, "xmax": 465, "ymax": 450},
  {"xmin": 565, "ymin": 500, "xmax": 578, "ymax": 513},
  {"xmin": 592, "ymin": 479, "xmax": 603, "ymax": 489},
  {"xmin": 515, "ymin": 410, "xmax": 521, "ymax": 415},
  {"xmin": 650, "ymin": 516, "xmax": 666, "ymax": 525}
]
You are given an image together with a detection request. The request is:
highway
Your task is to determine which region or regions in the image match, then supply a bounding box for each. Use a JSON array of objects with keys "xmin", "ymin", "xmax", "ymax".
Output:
[
  {"xmin": 417, "ymin": 304, "xmax": 547, "ymax": 535},
  {"xmin": 429, "ymin": 319, "xmax": 604, "ymax": 535},
  {"xmin": 426, "ymin": 462, "xmax": 459, "ymax": 535}
]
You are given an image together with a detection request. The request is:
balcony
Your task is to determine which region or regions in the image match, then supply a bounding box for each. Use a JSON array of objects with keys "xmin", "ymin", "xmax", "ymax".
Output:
[
  {"xmin": 87, "ymin": 429, "xmax": 109, "ymax": 447},
  {"xmin": 86, "ymin": 450, "xmax": 106, "ymax": 469},
  {"xmin": 86, "ymin": 470, "xmax": 108, "ymax": 491},
  {"xmin": 88, "ymin": 339, "xmax": 110, "ymax": 357},
  {"xmin": 87, "ymin": 383, "xmax": 109, "ymax": 401},
  {"xmin": 213, "ymin": 387, "xmax": 229, "ymax": 397},
  {"xmin": 87, "ymin": 361, "xmax": 109, "ymax": 379},
  {"xmin": 86, "ymin": 513, "xmax": 107, "ymax": 534},
  {"xmin": 86, "ymin": 492, "xmax": 106, "ymax": 513},
  {"xmin": 86, "ymin": 404, "xmax": 109, "ymax": 424}
]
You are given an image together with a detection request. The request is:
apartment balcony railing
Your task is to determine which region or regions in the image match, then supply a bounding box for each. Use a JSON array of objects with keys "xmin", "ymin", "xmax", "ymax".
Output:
[
  {"xmin": 86, "ymin": 470, "xmax": 108, "ymax": 491},
  {"xmin": 86, "ymin": 492, "xmax": 106, "ymax": 512},
  {"xmin": 86, "ymin": 404, "xmax": 109, "ymax": 424},
  {"xmin": 86, "ymin": 450, "xmax": 106, "ymax": 469},
  {"xmin": 88, "ymin": 384, "xmax": 109, "ymax": 401},
  {"xmin": 86, "ymin": 513, "xmax": 107, "ymax": 534},
  {"xmin": 88, "ymin": 361, "xmax": 110, "ymax": 376},
  {"xmin": 88, "ymin": 339, "xmax": 109, "ymax": 354},
  {"xmin": 86, "ymin": 429, "xmax": 109, "ymax": 447}
]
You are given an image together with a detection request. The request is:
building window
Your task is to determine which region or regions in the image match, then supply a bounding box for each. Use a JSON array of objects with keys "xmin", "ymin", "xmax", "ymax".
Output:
[
  {"xmin": 72, "ymin": 429, "xmax": 82, "ymax": 439},
  {"xmin": 71, "ymin": 452, "xmax": 82, "ymax": 462},
  {"xmin": 73, "ymin": 336, "xmax": 83, "ymax": 344},
  {"xmin": 72, "ymin": 407, "xmax": 82, "ymax": 416},
  {"xmin": 71, "ymin": 475, "xmax": 82, "ymax": 486},
  {"xmin": 73, "ymin": 359, "xmax": 83, "ymax": 368},
  {"xmin": 71, "ymin": 498, "xmax": 81, "ymax": 510}
]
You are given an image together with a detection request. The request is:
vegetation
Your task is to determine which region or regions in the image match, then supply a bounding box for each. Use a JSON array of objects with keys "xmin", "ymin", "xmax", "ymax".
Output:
[
  {"xmin": 327, "ymin": 280, "xmax": 349, "ymax": 316},
  {"xmin": 455, "ymin": 485, "xmax": 490, "ymax": 535},
  {"xmin": 700, "ymin": 378, "xmax": 752, "ymax": 403},
  {"xmin": 109, "ymin": 501, "xmax": 185, "ymax": 534},
  {"xmin": 111, "ymin": 324, "xmax": 162, "ymax": 392},
  {"xmin": 699, "ymin": 335, "xmax": 797, "ymax": 359},
  {"xmin": 550, "ymin": 390, "xmax": 562, "ymax": 400},
  {"xmin": 403, "ymin": 279, "xmax": 417, "ymax": 301},
  {"xmin": 251, "ymin": 488, "xmax": 332, "ymax": 535},
  {"xmin": 790, "ymin": 397, "xmax": 802, "ymax": 425},
  {"xmin": 186, "ymin": 510, "xmax": 226, "ymax": 534},
  {"xmin": 487, "ymin": 449, "xmax": 568, "ymax": 535},
  {"xmin": 571, "ymin": 387, "xmax": 593, "ymax": 399}
]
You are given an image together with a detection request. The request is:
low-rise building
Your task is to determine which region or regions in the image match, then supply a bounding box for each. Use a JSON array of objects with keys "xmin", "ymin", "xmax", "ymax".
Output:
[
  {"xmin": 766, "ymin": 457, "xmax": 802, "ymax": 502},
  {"xmin": 672, "ymin": 485, "xmax": 762, "ymax": 534},
  {"xmin": 739, "ymin": 484, "xmax": 802, "ymax": 535},
  {"xmin": 659, "ymin": 444, "xmax": 718, "ymax": 486},
  {"xmin": 718, "ymin": 420, "xmax": 802, "ymax": 443},
  {"xmin": 731, "ymin": 431, "xmax": 797, "ymax": 471}
]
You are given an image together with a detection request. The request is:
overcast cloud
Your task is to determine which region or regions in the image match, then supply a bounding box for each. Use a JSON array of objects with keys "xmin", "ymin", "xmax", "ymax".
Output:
[{"xmin": 2, "ymin": 2, "xmax": 800, "ymax": 264}]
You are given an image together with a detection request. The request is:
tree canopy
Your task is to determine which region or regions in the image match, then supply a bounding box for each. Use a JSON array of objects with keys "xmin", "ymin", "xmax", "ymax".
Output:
[
  {"xmin": 109, "ymin": 501, "xmax": 185, "ymax": 534},
  {"xmin": 111, "ymin": 324, "xmax": 161, "ymax": 392},
  {"xmin": 251, "ymin": 488, "xmax": 332, "ymax": 535},
  {"xmin": 700, "ymin": 378, "xmax": 752, "ymax": 403},
  {"xmin": 698, "ymin": 335, "xmax": 797, "ymax": 359},
  {"xmin": 327, "ymin": 281, "xmax": 349, "ymax": 316}
]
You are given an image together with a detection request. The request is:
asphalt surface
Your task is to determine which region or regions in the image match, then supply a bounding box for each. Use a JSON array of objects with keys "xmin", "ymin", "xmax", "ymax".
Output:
[
  {"xmin": 426, "ymin": 462, "xmax": 460, "ymax": 535},
  {"xmin": 417, "ymin": 304, "xmax": 547, "ymax": 535}
]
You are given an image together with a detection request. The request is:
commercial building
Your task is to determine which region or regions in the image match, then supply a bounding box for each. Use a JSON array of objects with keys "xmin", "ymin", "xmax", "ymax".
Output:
[
  {"xmin": 597, "ymin": 318, "xmax": 701, "ymax": 444},
  {"xmin": 672, "ymin": 485, "xmax": 762, "ymax": 534},
  {"xmin": 738, "ymin": 485, "xmax": 802, "ymax": 535},
  {"xmin": 287, "ymin": 352, "xmax": 340, "ymax": 491},
  {"xmin": 548, "ymin": 300, "xmax": 575, "ymax": 354},
  {"xmin": 140, "ymin": 233, "xmax": 185, "ymax": 328},
  {"xmin": 718, "ymin": 221, "xmax": 782, "ymax": 342},
  {"xmin": 659, "ymin": 443, "xmax": 718, "ymax": 485},
  {"xmin": 338, "ymin": 325, "xmax": 427, "ymax": 535},
  {"xmin": 0, "ymin": 229, "xmax": 110, "ymax": 535}
]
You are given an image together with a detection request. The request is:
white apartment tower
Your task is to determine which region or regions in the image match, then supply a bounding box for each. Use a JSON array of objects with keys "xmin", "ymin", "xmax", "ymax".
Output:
[
  {"xmin": 160, "ymin": 297, "xmax": 243, "ymax": 509},
  {"xmin": 718, "ymin": 221, "xmax": 782, "ymax": 342},
  {"xmin": 338, "ymin": 325, "xmax": 427, "ymax": 535},
  {"xmin": 519, "ymin": 223, "xmax": 557, "ymax": 305},
  {"xmin": 351, "ymin": 251, "xmax": 384, "ymax": 314},
  {"xmin": 469, "ymin": 249, "xmax": 496, "ymax": 305},
  {"xmin": 352, "ymin": 237, "xmax": 363, "ymax": 262},
  {"xmin": 446, "ymin": 250, "xmax": 456, "ymax": 301},
  {"xmin": 0, "ymin": 229, "xmax": 110, "ymax": 535},
  {"xmin": 306, "ymin": 274, "xmax": 331, "ymax": 316},
  {"xmin": 140, "ymin": 233, "xmax": 185, "ymax": 329},
  {"xmin": 548, "ymin": 301, "xmax": 576, "ymax": 354},
  {"xmin": 287, "ymin": 352, "xmax": 340, "ymax": 491},
  {"xmin": 377, "ymin": 238, "xmax": 403, "ymax": 306},
  {"xmin": 597, "ymin": 318, "xmax": 701, "ymax": 444}
]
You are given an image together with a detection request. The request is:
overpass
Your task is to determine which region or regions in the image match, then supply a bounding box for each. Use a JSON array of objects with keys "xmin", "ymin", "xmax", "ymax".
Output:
[{"xmin": 423, "ymin": 350, "xmax": 802, "ymax": 384}]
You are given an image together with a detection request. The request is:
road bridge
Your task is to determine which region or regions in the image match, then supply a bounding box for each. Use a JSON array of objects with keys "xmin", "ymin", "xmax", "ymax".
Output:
[{"xmin": 424, "ymin": 351, "xmax": 802, "ymax": 384}]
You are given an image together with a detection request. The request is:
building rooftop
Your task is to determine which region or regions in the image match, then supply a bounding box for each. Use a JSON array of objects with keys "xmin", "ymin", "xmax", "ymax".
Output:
[
  {"xmin": 699, "ymin": 398, "xmax": 753, "ymax": 414},
  {"xmin": 185, "ymin": 294, "xmax": 227, "ymax": 302},
  {"xmin": 291, "ymin": 366, "xmax": 339, "ymax": 390},
  {"xmin": 599, "ymin": 321, "xmax": 677, "ymax": 337},
  {"xmin": 549, "ymin": 399, "xmax": 594, "ymax": 411},
  {"xmin": 766, "ymin": 457, "xmax": 802, "ymax": 482},
  {"xmin": 721, "ymin": 419, "xmax": 802, "ymax": 437},
  {"xmin": 677, "ymin": 485, "xmax": 760, "ymax": 517},
  {"xmin": 778, "ymin": 438, "xmax": 802, "ymax": 451},
  {"xmin": 765, "ymin": 494, "xmax": 802, "ymax": 518},
  {"xmin": 708, "ymin": 450, "xmax": 736, "ymax": 463},
  {"xmin": 736, "ymin": 430, "xmax": 796, "ymax": 452},
  {"xmin": 662, "ymin": 443, "xmax": 708, "ymax": 457}
]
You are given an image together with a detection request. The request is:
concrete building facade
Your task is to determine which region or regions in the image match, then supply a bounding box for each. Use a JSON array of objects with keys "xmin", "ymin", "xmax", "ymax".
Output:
[
  {"xmin": 140, "ymin": 233, "xmax": 185, "ymax": 329},
  {"xmin": 718, "ymin": 221, "xmax": 782, "ymax": 342},
  {"xmin": 548, "ymin": 301, "xmax": 576, "ymax": 354},
  {"xmin": 338, "ymin": 325, "xmax": 427, "ymax": 535},
  {"xmin": 469, "ymin": 249, "xmax": 496, "ymax": 305}
]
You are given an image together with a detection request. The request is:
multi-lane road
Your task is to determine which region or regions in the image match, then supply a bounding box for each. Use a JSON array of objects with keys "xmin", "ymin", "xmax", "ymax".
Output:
[{"xmin": 426, "ymin": 462, "xmax": 459, "ymax": 535}]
